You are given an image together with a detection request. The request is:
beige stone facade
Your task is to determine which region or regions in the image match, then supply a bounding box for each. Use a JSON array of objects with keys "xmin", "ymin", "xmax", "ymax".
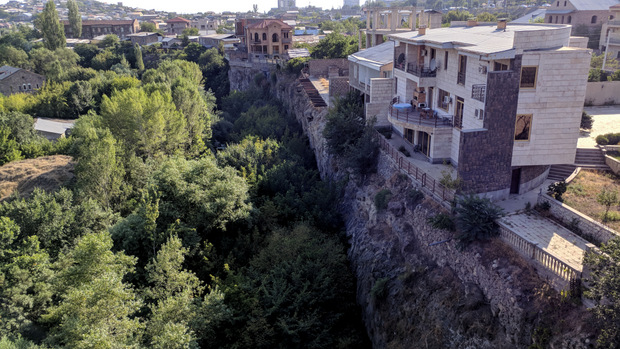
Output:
[
  {"xmin": 0, "ymin": 66, "xmax": 45, "ymax": 96},
  {"xmin": 245, "ymin": 19, "xmax": 293, "ymax": 58},
  {"xmin": 166, "ymin": 17, "xmax": 191, "ymax": 35},
  {"xmin": 600, "ymin": 5, "xmax": 620, "ymax": 58}
]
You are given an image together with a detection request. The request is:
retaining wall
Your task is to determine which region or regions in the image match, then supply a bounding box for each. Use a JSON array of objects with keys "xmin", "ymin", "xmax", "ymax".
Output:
[{"xmin": 585, "ymin": 81, "xmax": 620, "ymax": 106}]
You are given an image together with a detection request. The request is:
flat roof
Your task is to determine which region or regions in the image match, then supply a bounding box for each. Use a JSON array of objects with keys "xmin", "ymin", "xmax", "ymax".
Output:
[
  {"xmin": 390, "ymin": 23, "xmax": 571, "ymax": 55},
  {"xmin": 348, "ymin": 41, "xmax": 394, "ymax": 70}
]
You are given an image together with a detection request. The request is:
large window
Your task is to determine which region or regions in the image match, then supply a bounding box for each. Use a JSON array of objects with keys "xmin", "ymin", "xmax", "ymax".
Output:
[
  {"xmin": 515, "ymin": 114, "xmax": 533, "ymax": 141},
  {"xmin": 458, "ymin": 55, "xmax": 467, "ymax": 85},
  {"xmin": 454, "ymin": 97, "xmax": 464, "ymax": 129},
  {"xmin": 591, "ymin": 16, "xmax": 597, "ymax": 24},
  {"xmin": 438, "ymin": 89, "xmax": 450, "ymax": 111},
  {"xmin": 494, "ymin": 62, "xmax": 508, "ymax": 71},
  {"xmin": 520, "ymin": 66, "xmax": 538, "ymax": 89},
  {"xmin": 444, "ymin": 51, "xmax": 448, "ymax": 70}
]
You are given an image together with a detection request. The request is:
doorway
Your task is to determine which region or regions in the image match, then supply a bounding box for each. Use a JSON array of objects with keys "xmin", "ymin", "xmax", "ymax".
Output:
[
  {"xmin": 405, "ymin": 128, "xmax": 414, "ymax": 144},
  {"xmin": 428, "ymin": 87, "xmax": 434, "ymax": 109},
  {"xmin": 417, "ymin": 131, "xmax": 431, "ymax": 157},
  {"xmin": 510, "ymin": 168, "xmax": 521, "ymax": 194}
]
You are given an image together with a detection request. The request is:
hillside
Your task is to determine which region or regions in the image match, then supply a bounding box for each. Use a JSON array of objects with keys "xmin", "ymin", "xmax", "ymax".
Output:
[{"xmin": 0, "ymin": 155, "xmax": 74, "ymax": 200}]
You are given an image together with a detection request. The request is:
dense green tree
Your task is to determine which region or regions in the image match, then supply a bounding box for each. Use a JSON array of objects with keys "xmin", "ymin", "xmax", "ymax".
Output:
[
  {"xmin": 0, "ymin": 126, "xmax": 23, "ymax": 166},
  {"xmin": 311, "ymin": 32, "xmax": 358, "ymax": 59},
  {"xmin": 36, "ymin": 1, "xmax": 65, "ymax": 50},
  {"xmin": 66, "ymin": 0, "xmax": 82, "ymax": 38},
  {"xmin": 140, "ymin": 22, "xmax": 157, "ymax": 32},
  {"xmin": 476, "ymin": 12, "xmax": 497, "ymax": 22},
  {"xmin": 217, "ymin": 136, "xmax": 281, "ymax": 188},
  {"xmin": 0, "ymin": 45, "xmax": 29, "ymax": 69},
  {"xmin": 98, "ymin": 34, "xmax": 120, "ymax": 49},
  {"xmin": 66, "ymin": 80, "xmax": 94, "ymax": 117},
  {"xmin": 182, "ymin": 27, "xmax": 199, "ymax": 36},
  {"xmin": 43, "ymin": 232, "xmax": 143, "ymax": 348},
  {"xmin": 323, "ymin": 91, "xmax": 365, "ymax": 156},
  {"xmin": 73, "ymin": 43, "xmax": 99, "ymax": 67},
  {"xmin": 134, "ymin": 43, "xmax": 144, "ymax": 71},
  {"xmin": 198, "ymin": 48, "xmax": 230, "ymax": 102},
  {"xmin": 171, "ymin": 79, "xmax": 210, "ymax": 155}
]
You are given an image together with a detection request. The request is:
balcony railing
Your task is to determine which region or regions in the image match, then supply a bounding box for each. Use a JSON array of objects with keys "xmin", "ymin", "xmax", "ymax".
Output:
[
  {"xmin": 457, "ymin": 71, "xmax": 466, "ymax": 85},
  {"xmin": 608, "ymin": 20, "xmax": 620, "ymax": 26},
  {"xmin": 407, "ymin": 63, "xmax": 437, "ymax": 78},
  {"xmin": 388, "ymin": 106, "xmax": 453, "ymax": 128},
  {"xmin": 609, "ymin": 37, "xmax": 620, "ymax": 45},
  {"xmin": 395, "ymin": 62, "xmax": 406, "ymax": 71},
  {"xmin": 472, "ymin": 84, "xmax": 486, "ymax": 102}
]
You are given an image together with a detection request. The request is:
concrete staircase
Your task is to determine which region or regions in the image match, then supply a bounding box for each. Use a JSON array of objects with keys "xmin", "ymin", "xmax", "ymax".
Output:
[
  {"xmin": 548, "ymin": 164, "xmax": 577, "ymax": 181},
  {"xmin": 574, "ymin": 148, "xmax": 608, "ymax": 169}
]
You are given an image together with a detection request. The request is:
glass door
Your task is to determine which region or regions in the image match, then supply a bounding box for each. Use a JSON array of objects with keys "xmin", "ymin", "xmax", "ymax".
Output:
[{"xmin": 417, "ymin": 131, "xmax": 431, "ymax": 157}]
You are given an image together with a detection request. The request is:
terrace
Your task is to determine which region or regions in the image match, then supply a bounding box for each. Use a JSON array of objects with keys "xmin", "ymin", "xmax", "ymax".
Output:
[{"xmin": 388, "ymin": 104, "xmax": 453, "ymax": 129}]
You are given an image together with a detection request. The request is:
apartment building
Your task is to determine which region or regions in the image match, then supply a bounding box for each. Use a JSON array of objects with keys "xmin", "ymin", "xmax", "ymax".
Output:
[
  {"xmin": 387, "ymin": 21, "xmax": 590, "ymax": 199},
  {"xmin": 601, "ymin": 4, "xmax": 620, "ymax": 58},
  {"xmin": 62, "ymin": 19, "xmax": 139, "ymax": 39}
]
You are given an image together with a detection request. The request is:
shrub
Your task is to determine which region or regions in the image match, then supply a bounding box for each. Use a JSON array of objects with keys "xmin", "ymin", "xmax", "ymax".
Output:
[
  {"xmin": 535, "ymin": 201, "xmax": 551, "ymax": 213},
  {"xmin": 427, "ymin": 213, "xmax": 456, "ymax": 231},
  {"xmin": 581, "ymin": 111, "xmax": 593, "ymax": 130},
  {"xmin": 374, "ymin": 189, "xmax": 392, "ymax": 211},
  {"xmin": 398, "ymin": 145, "xmax": 411, "ymax": 157},
  {"xmin": 567, "ymin": 218, "xmax": 582, "ymax": 235},
  {"xmin": 284, "ymin": 57, "xmax": 309, "ymax": 75},
  {"xmin": 596, "ymin": 133, "xmax": 620, "ymax": 145},
  {"xmin": 597, "ymin": 188, "xmax": 619, "ymax": 223},
  {"xmin": 407, "ymin": 188, "xmax": 424, "ymax": 205},
  {"xmin": 370, "ymin": 277, "xmax": 389, "ymax": 300},
  {"xmin": 439, "ymin": 169, "xmax": 462, "ymax": 191},
  {"xmin": 376, "ymin": 126, "xmax": 392, "ymax": 139},
  {"xmin": 548, "ymin": 181, "xmax": 567, "ymax": 202},
  {"xmin": 454, "ymin": 194, "xmax": 504, "ymax": 248}
]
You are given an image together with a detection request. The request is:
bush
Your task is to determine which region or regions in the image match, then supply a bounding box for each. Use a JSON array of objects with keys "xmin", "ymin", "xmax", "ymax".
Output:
[
  {"xmin": 581, "ymin": 111, "xmax": 593, "ymax": 130},
  {"xmin": 454, "ymin": 194, "xmax": 504, "ymax": 248},
  {"xmin": 374, "ymin": 189, "xmax": 392, "ymax": 211},
  {"xmin": 535, "ymin": 201, "xmax": 551, "ymax": 213},
  {"xmin": 407, "ymin": 188, "xmax": 424, "ymax": 205},
  {"xmin": 370, "ymin": 277, "xmax": 389, "ymax": 300},
  {"xmin": 547, "ymin": 181, "xmax": 567, "ymax": 202},
  {"xmin": 427, "ymin": 213, "xmax": 456, "ymax": 231},
  {"xmin": 398, "ymin": 145, "xmax": 411, "ymax": 157},
  {"xmin": 596, "ymin": 133, "xmax": 620, "ymax": 146},
  {"xmin": 284, "ymin": 57, "xmax": 309, "ymax": 75}
]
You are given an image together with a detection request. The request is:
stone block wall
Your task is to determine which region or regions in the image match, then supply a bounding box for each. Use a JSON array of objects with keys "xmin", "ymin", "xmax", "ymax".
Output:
[
  {"xmin": 328, "ymin": 76, "xmax": 350, "ymax": 98},
  {"xmin": 308, "ymin": 58, "xmax": 348, "ymax": 77},
  {"xmin": 585, "ymin": 81, "xmax": 620, "ymax": 106},
  {"xmin": 457, "ymin": 57, "xmax": 521, "ymax": 198},
  {"xmin": 538, "ymin": 193, "xmax": 620, "ymax": 245},
  {"xmin": 605, "ymin": 155, "xmax": 620, "ymax": 175}
]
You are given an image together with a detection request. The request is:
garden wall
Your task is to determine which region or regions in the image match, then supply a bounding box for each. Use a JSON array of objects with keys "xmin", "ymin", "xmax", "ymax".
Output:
[
  {"xmin": 585, "ymin": 81, "xmax": 620, "ymax": 106},
  {"xmin": 605, "ymin": 155, "xmax": 620, "ymax": 175},
  {"xmin": 537, "ymin": 193, "xmax": 620, "ymax": 244}
]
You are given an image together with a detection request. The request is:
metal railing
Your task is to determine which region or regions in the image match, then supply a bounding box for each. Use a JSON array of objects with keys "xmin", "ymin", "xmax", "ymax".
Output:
[
  {"xmin": 407, "ymin": 63, "xmax": 437, "ymax": 77},
  {"xmin": 395, "ymin": 62, "xmax": 405, "ymax": 71},
  {"xmin": 608, "ymin": 19, "xmax": 620, "ymax": 26},
  {"xmin": 377, "ymin": 133, "xmax": 456, "ymax": 203},
  {"xmin": 472, "ymin": 84, "xmax": 486, "ymax": 102},
  {"xmin": 388, "ymin": 106, "xmax": 453, "ymax": 128},
  {"xmin": 499, "ymin": 224, "xmax": 581, "ymax": 284}
]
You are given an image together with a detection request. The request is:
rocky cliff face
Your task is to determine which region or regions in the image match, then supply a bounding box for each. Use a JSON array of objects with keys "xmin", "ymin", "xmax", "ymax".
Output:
[{"xmin": 230, "ymin": 66, "xmax": 596, "ymax": 349}]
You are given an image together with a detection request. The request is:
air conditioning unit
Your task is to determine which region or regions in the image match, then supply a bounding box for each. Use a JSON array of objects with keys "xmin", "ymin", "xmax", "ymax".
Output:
[
  {"xmin": 479, "ymin": 65, "xmax": 488, "ymax": 74},
  {"xmin": 421, "ymin": 49, "xmax": 427, "ymax": 56},
  {"xmin": 443, "ymin": 96, "xmax": 452, "ymax": 104}
]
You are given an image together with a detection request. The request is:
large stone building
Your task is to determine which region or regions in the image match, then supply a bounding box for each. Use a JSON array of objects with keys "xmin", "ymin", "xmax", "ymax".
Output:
[
  {"xmin": 278, "ymin": 0, "xmax": 296, "ymax": 10},
  {"xmin": 384, "ymin": 21, "xmax": 590, "ymax": 200},
  {"xmin": 600, "ymin": 4, "xmax": 620, "ymax": 59},
  {"xmin": 0, "ymin": 65, "xmax": 45, "ymax": 96},
  {"xmin": 166, "ymin": 16, "xmax": 191, "ymax": 35},
  {"xmin": 244, "ymin": 19, "xmax": 293, "ymax": 58},
  {"xmin": 62, "ymin": 19, "xmax": 139, "ymax": 39}
]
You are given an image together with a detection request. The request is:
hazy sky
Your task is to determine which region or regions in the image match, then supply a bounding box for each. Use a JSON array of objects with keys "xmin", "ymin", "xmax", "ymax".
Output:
[{"xmin": 97, "ymin": 0, "xmax": 350, "ymax": 14}]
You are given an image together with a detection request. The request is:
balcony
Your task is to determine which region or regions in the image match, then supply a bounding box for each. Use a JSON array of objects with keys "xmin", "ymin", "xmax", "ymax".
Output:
[
  {"xmin": 608, "ymin": 20, "xmax": 620, "ymax": 27},
  {"xmin": 406, "ymin": 63, "xmax": 437, "ymax": 78},
  {"xmin": 388, "ymin": 106, "xmax": 453, "ymax": 129},
  {"xmin": 395, "ymin": 62, "xmax": 406, "ymax": 71},
  {"xmin": 609, "ymin": 36, "xmax": 620, "ymax": 45},
  {"xmin": 282, "ymin": 38, "xmax": 292, "ymax": 43}
]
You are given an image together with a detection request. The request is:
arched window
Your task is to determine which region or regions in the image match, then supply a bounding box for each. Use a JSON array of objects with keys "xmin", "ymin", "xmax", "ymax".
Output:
[
  {"xmin": 397, "ymin": 53, "xmax": 405, "ymax": 65},
  {"xmin": 567, "ymin": 16, "xmax": 572, "ymax": 24},
  {"xmin": 254, "ymin": 33, "xmax": 259, "ymax": 41},
  {"xmin": 272, "ymin": 33, "xmax": 278, "ymax": 42},
  {"xmin": 262, "ymin": 33, "xmax": 267, "ymax": 40},
  {"xmin": 591, "ymin": 16, "xmax": 597, "ymax": 24}
]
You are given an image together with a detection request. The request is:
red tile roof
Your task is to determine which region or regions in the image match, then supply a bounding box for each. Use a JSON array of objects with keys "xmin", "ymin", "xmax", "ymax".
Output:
[
  {"xmin": 246, "ymin": 19, "xmax": 292, "ymax": 30},
  {"xmin": 166, "ymin": 16, "xmax": 191, "ymax": 23}
]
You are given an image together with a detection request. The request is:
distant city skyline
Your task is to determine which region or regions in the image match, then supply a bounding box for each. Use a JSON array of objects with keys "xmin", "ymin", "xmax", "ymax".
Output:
[{"xmin": 96, "ymin": 0, "xmax": 349, "ymax": 13}]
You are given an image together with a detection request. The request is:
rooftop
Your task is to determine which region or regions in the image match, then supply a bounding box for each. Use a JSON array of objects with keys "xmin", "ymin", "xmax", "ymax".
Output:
[
  {"xmin": 0, "ymin": 65, "xmax": 20, "ymax": 80},
  {"xmin": 390, "ymin": 23, "xmax": 572, "ymax": 56},
  {"xmin": 348, "ymin": 41, "xmax": 394, "ymax": 70},
  {"xmin": 166, "ymin": 16, "xmax": 191, "ymax": 23},
  {"xmin": 569, "ymin": 0, "xmax": 619, "ymax": 11},
  {"xmin": 246, "ymin": 19, "xmax": 292, "ymax": 30}
]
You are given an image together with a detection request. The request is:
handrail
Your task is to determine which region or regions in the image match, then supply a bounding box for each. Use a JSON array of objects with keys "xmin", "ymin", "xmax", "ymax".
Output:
[
  {"xmin": 407, "ymin": 63, "xmax": 437, "ymax": 77},
  {"xmin": 388, "ymin": 106, "xmax": 453, "ymax": 128}
]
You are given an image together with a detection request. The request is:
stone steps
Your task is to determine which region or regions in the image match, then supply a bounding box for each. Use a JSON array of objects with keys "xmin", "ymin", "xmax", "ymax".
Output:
[
  {"xmin": 548, "ymin": 164, "xmax": 576, "ymax": 181},
  {"xmin": 574, "ymin": 148, "xmax": 606, "ymax": 166}
]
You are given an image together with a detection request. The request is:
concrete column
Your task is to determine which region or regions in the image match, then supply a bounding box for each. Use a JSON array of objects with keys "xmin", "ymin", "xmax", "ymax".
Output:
[
  {"xmin": 366, "ymin": 9, "xmax": 371, "ymax": 29},
  {"xmin": 366, "ymin": 33, "xmax": 370, "ymax": 48},
  {"xmin": 374, "ymin": 11, "xmax": 380, "ymax": 30},
  {"xmin": 410, "ymin": 11, "xmax": 415, "ymax": 29},
  {"xmin": 390, "ymin": 12, "xmax": 396, "ymax": 31}
]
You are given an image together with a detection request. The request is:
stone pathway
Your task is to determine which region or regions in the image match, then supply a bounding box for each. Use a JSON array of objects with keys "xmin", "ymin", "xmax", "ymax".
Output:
[
  {"xmin": 500, "ymin": 213, "xmax": 589, "ymax": 272},
  {"xmin": 309, "ymin": 77, "xmax": 330, "ymax": 107},
  {"xmin": 579, "ymin": 105, "xmax": 620, "ymax": 148}
]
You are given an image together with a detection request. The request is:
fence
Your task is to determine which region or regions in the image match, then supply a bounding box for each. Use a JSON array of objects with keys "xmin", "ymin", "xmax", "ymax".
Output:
[
  {"xmin": 498, "ymin": 224, "xmax": 581, "ymax": 286},
  {"xmin": 377, "ymin": 133, "xmax": 456, "ymax": 204}
]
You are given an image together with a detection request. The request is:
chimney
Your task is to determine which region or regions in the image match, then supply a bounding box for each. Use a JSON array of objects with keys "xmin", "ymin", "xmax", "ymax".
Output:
[
  {"xmin": 497, "ymin": 18, "xmax": 507, "ymax": 30},
  {"xmin": 418, "ymin": 25, "xmax": 427, "ymax": 35},
  {"xmin": 467, "ymin": 19, "xmax": 478, "ymax": 27}
]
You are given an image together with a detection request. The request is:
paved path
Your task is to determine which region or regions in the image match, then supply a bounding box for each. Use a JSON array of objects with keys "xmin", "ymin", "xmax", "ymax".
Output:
[
  {"xmin": 309, "ymin": 77, "xmax": 330, "ymax": 107},
  {"xmin": 579, "ymin": 106, "xmax": 620, "ymax": 148},
  {"xmin": 501, "ymin": 213, "xmax": 589, "ymax": 272}
]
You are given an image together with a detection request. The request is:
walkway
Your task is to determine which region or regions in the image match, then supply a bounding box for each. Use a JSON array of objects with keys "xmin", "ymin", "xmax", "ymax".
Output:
[
  {"xmin": 578, "ymin": 105, "xmax": 620, "ymax": 148},
  {"xmin": 309, "ymin": 77, "xmax": 330, "ymax": 107},
  {"xmin": 500, "ymin": 213, "xmax": 589, "ymax": 272}
]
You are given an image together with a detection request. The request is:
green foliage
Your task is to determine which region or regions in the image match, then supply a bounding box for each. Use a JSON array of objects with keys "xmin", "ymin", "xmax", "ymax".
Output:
[
  {"xmin": 581, "ymin": 111, "xmax": 593, "ymax": 130},
  {"xmin": 36, "ymin": 1, "xmax": 65, "ymax": 51},
  {"xmin": 442, "ymin": 10, "xmax": 473, "ymax": 24},
  {"xmin": 370, "ymin": 277, "xmax": 389, "ymax": 301},
  {"xmin": 454, "ymin": 194, "xmax": 504, "ymax": 248},
  {"xmin": 311, "ymin": 32, "xmax": 358, "ymax": 59},
  {"xmin": 66, "ymin": 0, "xmax": 82, "ymax": 38},
  {"xmin": 197, "ymin": 48, "xmax": 230, "ymax": 103},
  {"xmin": 0, "ymin": 45, "xmax": 29, "ymax": 69},
  {"xmin": 344, "ymin": 124, "xmax": 379, "ymax": 176},
  {"xmin": 0, "ymin": 126, "xmax": 23, "ymax": 166},
  {"xmin": 374, "ymin": 189, "xmax": 392, "ymax": 211},
  {"xmin": 284, "ymin": 57, "xmax": 309, "ymax": 75},
  {"xmin": 98, "ymin": 34, "xmax": 119, "ymax": 49},
  {"xmin": 407, "ymin": 188, "xmax": 424, "ymax": 206},
  {"xmin": 588, "ymin": 68, "xmax": 605, "ymax": 82},
  {"xmin": 584, "ymin": 238, "xmax": 620, "ymax": 348},
  {"xmin": 217, "ymin": 136, "xmax": 280, "ymax": 188},
  {"xmin": 596, "ymin": 132, "xmax": 620, "ymax": 145},
  {"xmin": 476, "ymin": 12, "xmax": 497, "ymax": 22},
  {"xmin": 398, "ymin": 145, "xmax": 411, "ymax": 157},
  {"xmin": 439, "ymin": 169, "xmax": 462, "ymax": 191},
  {"xmin": 140, "ymin": 22, "xmax": 157, "ymax": 33},
  {"xmin": 427, "ymin": 213, "xmax": 456, "ymax": 232},
  {"xmin": 547, "ymin": 181, "xmax": 567, "ymax": 202},
  {"xmin": 182, "ymin": 27, "xmax": 199, "ymax": 36},
  {"xmin": 323, "ymin": 92, "xmax": 364, "ymax": 156},
  {"xmin": 591, "ymin": 52, "xmax": 619, "ymax": 71},
  {"xmin": 597, "ymin": 188, "xmax": 619, "ymax": 223}
]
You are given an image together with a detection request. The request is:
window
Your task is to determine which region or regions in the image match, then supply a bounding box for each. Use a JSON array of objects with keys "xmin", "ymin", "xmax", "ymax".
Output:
[
  {"xmin": 430, "ymin": 48, "xmax": 436, "ymax": 60},
  {"xmin": 254, "ymin": 33, "xmax": 259, "ymax": 41},
  {"xmin": 457, "ymin": 55, "xmax": 467, "ymax": 85},
  {"xmin": 564, "ymin": 1, "xmax": 566, "ymax": 5},
  {"xmin": 438, "ymin": 89, "xmax": 450, "ymax": 111},
  {"xmin": 454, "ymin": 97, "xmax": 464, "ymax": 129},
  {"xmin": 555, "ymin": 16, "xmax": 558, "ymax": 23},
  {"xmin": 284, "ymin": 45, "xmax": 288, "ymax": 50},
  {"xmin": 272, "ymin": 33, "xmax": 278, "ymax": 42},
  {"xmin": 567, "ymin": 16, "xmax": 571, "ymax": 24},
  {"xmin": 556, "ymin": 1, "xmax": 559, "ymax": 6},
  {"xmin": 515, "ymin": 114, "xmax": 533, "ymax": 141},
  {"xmin": 284, "ymin": 32, "xmax": 289, "ymax": 38},
  {"xmin": 520, "ymin": 66, "xmax": 538, "ymax": 89},
  {"xmin": 27, "ymin": 83, "xmax": 31, "ymax": 90},
  {"xmin": 394, "ymin": 77, "xmax": 398, "ymax": 94},
  {"xmin": 444, "ymin": 51, "xmax": 448, "ymax": 70},
  {"xmin": 494, "ymin": 62, "xmax": 508, "ymax": 71},
  {"xmin": 262, "ymin": 33, "xmax": 267, "ymax": 40},
  {"xmin": 591, "ymin": 16, "xmax": 597, "ymax": 24},
  {"xmin": 561, "ymin": 16, "xmax": 564, "ymax": 24}
]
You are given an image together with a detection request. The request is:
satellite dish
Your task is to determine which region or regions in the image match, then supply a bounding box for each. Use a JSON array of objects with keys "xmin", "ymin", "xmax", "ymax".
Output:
[{"xmin": 429, "ymin": 58, "xmax": 436, "ymax": 71}]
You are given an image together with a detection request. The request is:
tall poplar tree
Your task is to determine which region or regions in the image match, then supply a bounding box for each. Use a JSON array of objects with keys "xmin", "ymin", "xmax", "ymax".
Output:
[
  {"xmin": 37, "ymin": 0, "xmax": 66, "ymax": 50},
  {"xmin": 67, "ymin": 0, "xmax": 82, "ymax": 38},
  {"xmin": 134, "ymin": 43, "xmax": 144, "ymax": 71}
]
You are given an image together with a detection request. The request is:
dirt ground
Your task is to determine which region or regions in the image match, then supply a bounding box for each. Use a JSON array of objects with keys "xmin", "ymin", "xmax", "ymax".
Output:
[{"xmin": 0, "ymin": 155, "xmax": 74, "ymax": 200}]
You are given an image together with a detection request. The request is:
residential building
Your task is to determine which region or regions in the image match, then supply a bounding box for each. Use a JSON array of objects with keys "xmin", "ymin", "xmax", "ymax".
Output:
[
  {"xmin": 166, "ymin": 16, "xmax": 191, "ymax": 35},
  {"xmin": 191, "ymin": 18, "xmax": 219, "ymax": 33},
  {"xmin": 62, "ymin": 19, "xmax": 139, "ymax": 39},
  {"xmin": 343, "ymin": 0, "xmax": 359, "ymax": 8},
  {"xmin": 386, "ymin": 21, "xmax": 590, "ymax": 199},
  {"xmin": 0, "ymin": 65, "xmax": 45, "ymax": 96},
  {"xmin": 360, "ymin": 6, "xmax": 417, "ymax": 49},
  {"xmin": 34, "ymin": 118, "xmax": 74, "ymax": 141},
  {"xmin": 600, "ymin": 4, "xmax": 620, "ymax": 58},
  {"xmin": 199, "ymin": 33, "xmax": 239, "ymax": 49},
  {"xmin": 127, "ymin": 32, "xmax": 163, "ymax": 45},
  {"xmin": 278, "ymin": 0, "xmax": 296, "ymax": 10},
  {"xmin": 348, "ymin": 41, "xmax": 394, "ymax": 125},
  {"xmin": 244, "ymin": 19, "xmax": 293, "ymax": 58}
]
